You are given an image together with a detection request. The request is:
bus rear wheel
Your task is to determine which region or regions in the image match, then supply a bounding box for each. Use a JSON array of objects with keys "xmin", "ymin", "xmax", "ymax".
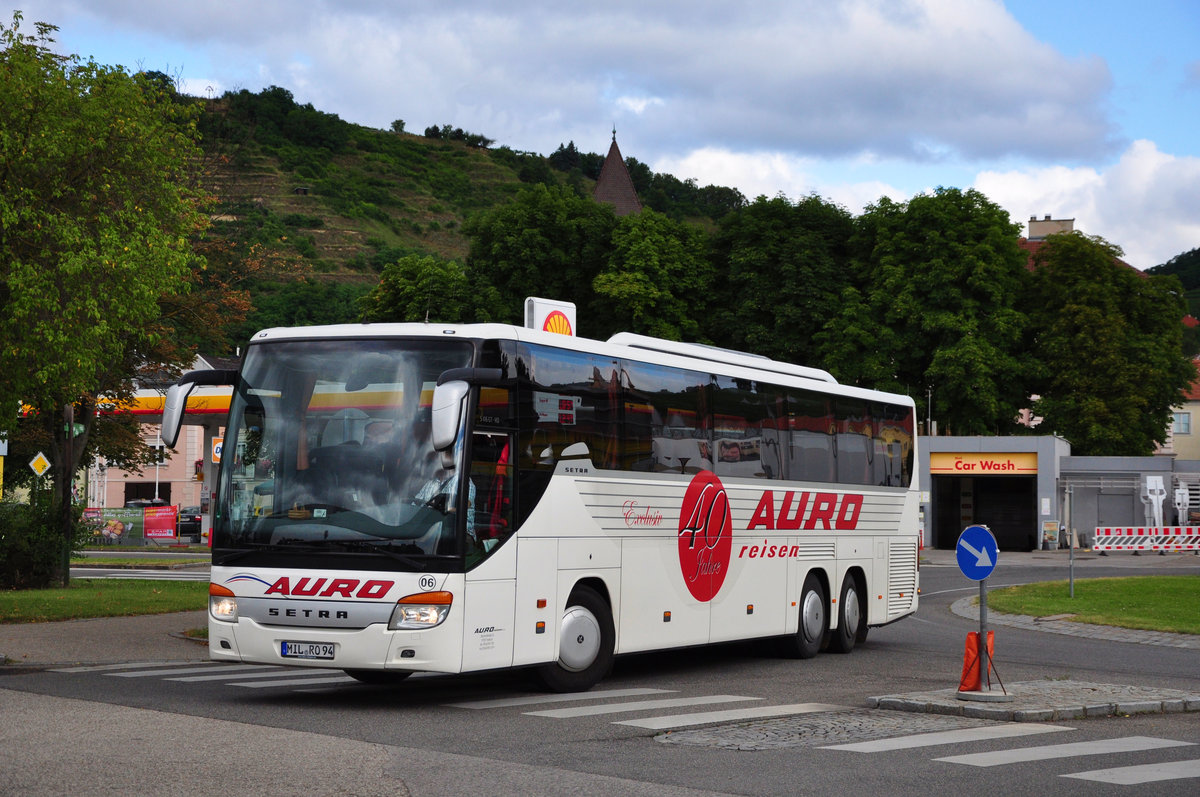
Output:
[
  {"xmin": 827, "ymin": 575, "xmax": 863, "ymax": 654},
  {"xmin": 778, "ymin": 573, "xmax": 826, "ymax": 659},
  {"xmin": 535, "ymin": 586, "xmax": 614, "ymax": 692}
]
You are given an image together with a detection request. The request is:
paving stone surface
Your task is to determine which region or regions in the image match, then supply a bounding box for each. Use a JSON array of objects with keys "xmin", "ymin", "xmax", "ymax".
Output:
[{"xmin": 657, "ymin": 708, "xmax": 995, "ymax": 750}]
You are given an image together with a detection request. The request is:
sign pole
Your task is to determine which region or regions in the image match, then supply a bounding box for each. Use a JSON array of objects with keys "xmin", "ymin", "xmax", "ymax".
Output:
[{"xmin": 978, "ymin": 577, "xmax": 988, "ymax": 690}]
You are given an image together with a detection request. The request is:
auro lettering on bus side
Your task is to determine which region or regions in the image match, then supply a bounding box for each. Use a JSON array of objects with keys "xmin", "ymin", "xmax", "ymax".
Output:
[
  {"xmin": 746, "ymin": 490, "xmax": 864, "ymax": 531},
  {"xmin": 677, "ymin": 471, "xmax": 733, "ymax": 602},
  {"xmin": 260, "ymin": 577, "xmax": 395, "ymax": 599},
  {"xmin": 738, "ymin": 491, "xmax": 863, "ymax": 559}
]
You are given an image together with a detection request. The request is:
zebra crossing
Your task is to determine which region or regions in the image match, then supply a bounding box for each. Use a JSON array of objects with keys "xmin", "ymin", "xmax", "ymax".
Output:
[
  {"xmin": 448, "ymin": 688, "xmax": 851, "ymax": 728},
  {"xmin": 820, "ymin": 726, "xmax": 1198, "ymax": 786},
  {"xmin": 51, "ymin": 660, "xmax": 359, "ymax": 689},
  {"xmin": 48, "ymin": 661, "xmax": 1200, "ymax": 786}
]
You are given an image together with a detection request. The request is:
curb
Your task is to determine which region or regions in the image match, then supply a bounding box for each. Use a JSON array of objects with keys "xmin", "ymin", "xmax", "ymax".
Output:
[
  {"xmin": 72, "ymin": 563, "xmax": 210, "ymax": 571},
  {"xmin": 949, "ymin": 596, "xmax": 1200, "ymax": 649},
  {"xmin": 866, "ymin": 681, "xmax": 1200, "ymax": 722}
]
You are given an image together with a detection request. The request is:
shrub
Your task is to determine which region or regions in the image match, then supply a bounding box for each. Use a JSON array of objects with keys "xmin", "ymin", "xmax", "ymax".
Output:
[
  {"xmin": 0, "ymin": 503, "xmax": 87, "ymax": 589},
  {"xmin": 281, "ymin": 213, "xmax": 324, "ymax": 229}
]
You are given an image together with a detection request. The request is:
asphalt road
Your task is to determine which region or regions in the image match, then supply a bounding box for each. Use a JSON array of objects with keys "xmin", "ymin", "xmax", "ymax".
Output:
[{"xmin": 3, "ymin": 549, "xmax": 1198, "ymax": 796}]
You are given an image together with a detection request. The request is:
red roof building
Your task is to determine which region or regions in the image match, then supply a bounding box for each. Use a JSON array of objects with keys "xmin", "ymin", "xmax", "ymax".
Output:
[{"xmin": 1017, "ymin": 215, "xmax": 1139, "ymax": 273}]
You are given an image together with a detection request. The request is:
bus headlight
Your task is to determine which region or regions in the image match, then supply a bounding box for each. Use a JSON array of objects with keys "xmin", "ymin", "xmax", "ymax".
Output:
[
  {"xmin": 209, "ymin": 583, "xmax": 238, "ymax": 622},
  {"xmin": 389, "ymin": 591, "xmax": 453, "ymax": 630}
]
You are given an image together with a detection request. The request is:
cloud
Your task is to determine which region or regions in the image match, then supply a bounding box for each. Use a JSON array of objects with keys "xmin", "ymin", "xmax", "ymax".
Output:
[
  {"xmin": 615, "ymin": 96, "xmax": 664, "ymax": 115},
  {"xmin": 22, "ymin": 0, "xmax": 1120, "ymax": 163},
  {"xmin": 975, "ymin": 140, "xmax": 1200, "ymax": 268},
  {"xmin": 652, "ymin": 147, "xmax": 908, "ymax": 213},
  {"xmin": 1186, "ymin": 60, "xmax": 1200, "ymax": 90}
]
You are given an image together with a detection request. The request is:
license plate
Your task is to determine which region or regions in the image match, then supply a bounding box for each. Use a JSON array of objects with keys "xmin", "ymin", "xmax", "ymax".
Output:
[{"xmin": 281, "ymin": 641, "xmax": 335, "ymax": 660}]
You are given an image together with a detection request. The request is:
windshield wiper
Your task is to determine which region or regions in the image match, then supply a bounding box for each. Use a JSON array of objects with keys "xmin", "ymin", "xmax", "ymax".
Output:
[
  {"xmin": 332, "ymin": 539, "xmax": 431, "ymax": 569},
  {"xmin": 213, "ymin": 539, "xmax": 327, "ymax": 566},
  {"xmin": 212, "ymin": 542, "xmax": 279, "ymax": 566}
]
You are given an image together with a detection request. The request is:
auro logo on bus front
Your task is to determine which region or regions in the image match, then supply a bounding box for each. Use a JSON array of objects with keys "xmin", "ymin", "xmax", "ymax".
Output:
[{"xmin": 677, "ymin": 470, "xmax": 732, "ymax": 602}]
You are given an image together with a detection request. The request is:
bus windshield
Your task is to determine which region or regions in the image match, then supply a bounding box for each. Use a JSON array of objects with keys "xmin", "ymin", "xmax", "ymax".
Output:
[{"xmin": 214, "ymin": 337, "xmax": 475, "ymax": 566}]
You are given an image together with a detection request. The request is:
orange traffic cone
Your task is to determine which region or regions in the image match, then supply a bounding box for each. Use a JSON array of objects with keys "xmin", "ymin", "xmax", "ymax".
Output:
[{"xmin": 958, "ymin": 631, "xmax": 994, "ymax": 692}]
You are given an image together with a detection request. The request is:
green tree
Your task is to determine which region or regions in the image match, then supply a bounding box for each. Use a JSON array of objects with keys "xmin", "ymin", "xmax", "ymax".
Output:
[
  {"xmin": 820, "ymin": 188, "xmax": 1031, "ymax": 435},
  {"xmin": 708, "ymin": 195, "xmax": 854, "ymax": 364},
  {"xmin": 0, "ymin": 14, "xmax": 207, "ymax": 583},
  {"xmin": 360, "ymin": 254, "xmax": 473, "ymax": 323},
  {"xmin": 592, "ymin": 210, "xmax": 711, "ymax": 340},
  {"xmin": 463, "ymin": 184, "xmax": 617, "ymax": 327},
  {"xmin": 1147, "ymin": 246, "xmax": 1200, "ymax": 353},
  {"xmin": 1025, "ymin": 232, "xmax": 1194, "ymax": 455}
]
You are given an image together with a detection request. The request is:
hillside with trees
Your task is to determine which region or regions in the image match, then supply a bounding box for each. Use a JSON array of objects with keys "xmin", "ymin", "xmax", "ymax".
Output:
[
  {"xmin": 191, "ymin": 85, "xmax": 747, "ymax": 342},
  {"xmin": 1148, "ymin": 246, "xmax": 1200, "ymax": 315}
]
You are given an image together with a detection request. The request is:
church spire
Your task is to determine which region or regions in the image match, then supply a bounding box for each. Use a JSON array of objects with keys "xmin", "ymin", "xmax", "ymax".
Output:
[{"xmin": 593, "ymin": 131, "xmax": 641, "ymax": 216}]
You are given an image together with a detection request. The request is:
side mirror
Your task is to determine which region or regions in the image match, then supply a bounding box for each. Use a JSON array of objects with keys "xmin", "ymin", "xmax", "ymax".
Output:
[
  {"xmin": 161, "ymin": 382, "xmax": 195, "ymax": 448},
  {"xmin": 431, "ymin": 380, "xmax": 469, "ymax": 456},
  {"xmin": 161, "ymin": 368, "xmax": 239, "ymax": 449}
]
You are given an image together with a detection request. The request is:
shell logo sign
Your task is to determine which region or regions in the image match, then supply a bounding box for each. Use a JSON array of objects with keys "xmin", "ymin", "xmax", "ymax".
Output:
[
  {"xmin": 524, "ymin": 297, "xmax": 576, "ymax": 336},
  {"xmin": 542, "ymin": 310, "xmax": 573, "ymax": 335}
]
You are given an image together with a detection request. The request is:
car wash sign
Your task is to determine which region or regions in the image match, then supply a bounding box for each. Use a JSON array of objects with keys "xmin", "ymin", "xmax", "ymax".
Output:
[{"xmin": 931, "ymin": 452, "xmax": 1037, "ymax": 475}]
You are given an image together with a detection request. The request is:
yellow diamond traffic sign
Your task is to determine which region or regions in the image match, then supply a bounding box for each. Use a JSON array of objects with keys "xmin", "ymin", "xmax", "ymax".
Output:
[{"xmin": 29, "ymin": 451, "xmax": 51, "ymax": 477}]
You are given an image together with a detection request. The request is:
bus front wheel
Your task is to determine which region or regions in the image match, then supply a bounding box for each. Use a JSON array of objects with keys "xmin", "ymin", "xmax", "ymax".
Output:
[
  {"xmin": 535, "ymin": 586, "xmax": 614, "ymax": 692},
  {"xmin": 778, "ymin": 573, "xmax": 826, "ymax": 659}
]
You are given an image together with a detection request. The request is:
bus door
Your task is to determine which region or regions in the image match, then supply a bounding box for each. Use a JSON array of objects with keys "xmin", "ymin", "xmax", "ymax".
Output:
[{"xmin": 462, "ymin": 431, "xmax": 517, "ymax": 671}]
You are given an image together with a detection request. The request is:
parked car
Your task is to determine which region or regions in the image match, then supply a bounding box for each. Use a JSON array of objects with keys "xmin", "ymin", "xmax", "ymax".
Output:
[
  {"xmin": 177, "ymin": 506, "xmax": 203, "ymax": 542},
  {"xmin": 124, "ymin": 498, "xmax": 168, "ymax": 509}
]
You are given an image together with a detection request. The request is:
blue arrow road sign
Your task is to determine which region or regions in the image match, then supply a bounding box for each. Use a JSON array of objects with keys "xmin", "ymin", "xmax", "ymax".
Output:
[{"xmin": 956, "ymin": 524, "xmax": 999, "ymax": 581}]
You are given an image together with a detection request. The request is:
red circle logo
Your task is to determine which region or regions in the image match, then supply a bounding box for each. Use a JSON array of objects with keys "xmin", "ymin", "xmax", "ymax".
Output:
[{"xmin": 677, "ymin": 470, "xmax": 732, "ymax": 602}]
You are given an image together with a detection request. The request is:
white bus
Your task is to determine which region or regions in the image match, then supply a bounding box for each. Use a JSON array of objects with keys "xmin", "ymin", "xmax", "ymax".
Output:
[{"xmin": 162, "ymin": 311, "xmax": 919, "ymax": 691}]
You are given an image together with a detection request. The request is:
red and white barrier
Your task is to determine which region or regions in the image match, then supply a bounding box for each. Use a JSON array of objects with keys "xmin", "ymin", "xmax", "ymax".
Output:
[{"xmin": 1093, "ymin": 527, "xmax": 1200, "ymax": 552}]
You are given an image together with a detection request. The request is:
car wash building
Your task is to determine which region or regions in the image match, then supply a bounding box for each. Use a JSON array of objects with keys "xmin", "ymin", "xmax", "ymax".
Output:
[
  {"xmin": 919, "ymin": 436, "xmax": 1069, "ymax": 551},
  {"xmin": 919, "ymin": 435, "xmax": 1200, "ymax": 551}
]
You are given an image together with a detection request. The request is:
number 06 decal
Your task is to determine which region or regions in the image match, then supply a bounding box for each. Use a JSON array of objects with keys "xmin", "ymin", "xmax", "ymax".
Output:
[{"xmin": 677, "ymin": 471, "xmax": 732, "ymax": 602}]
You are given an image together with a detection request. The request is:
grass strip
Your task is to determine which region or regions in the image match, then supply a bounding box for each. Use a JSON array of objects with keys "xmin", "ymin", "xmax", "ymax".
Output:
[
  {"xmin": 0, "ymin": 580, "xmax": 208, "ymax": 624},
  {"xmin": 71, "ymin": 557, "xmax": 201, "ymax": 568},
  {"xmin": 987, "ymin": 575, "xmax": 1200, "ymax": 635}
]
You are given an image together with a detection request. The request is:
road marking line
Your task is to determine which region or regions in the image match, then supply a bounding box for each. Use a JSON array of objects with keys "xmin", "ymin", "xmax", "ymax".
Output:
[
  {"xmin": 820, "ymin": 723, "xmax": 1073, "ymax": 752},
  {"xmin": 51, "ymin": 661, "xmax": 189, "ymax": 673},
  {"xmin": 617, "ymin": 702, "xmax": 850, "ymax": 730},
  {"xmin": 169, "ymin": 668, "xmax": 338, "ymax": 682},
  {"xmin": 108, "ymin": 664, "xmax": 269, "ymax": 677},
  {"xmin": 935, "ymin": 736, "xmax": 1195, "ymax": 767},
  {"xmin": 230, "ymin": 675, "xmax": 358, "ymax": 688},
  {"xmin": 447, "ymin": 688, "xmax": 675, "ymax": 709},
  {"xmin": 527, "ymin": 694, "xmax": 758, "ymax": 718},
  {"xmin": 1063, "ymin": 759, "xmax": 1200, "ymax": 785}
]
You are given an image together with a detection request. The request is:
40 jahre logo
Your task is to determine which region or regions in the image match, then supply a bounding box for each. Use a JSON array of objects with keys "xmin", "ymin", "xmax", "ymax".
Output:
[{"xmin": 677, "ymin": 470, "xmax": 732, "ymax": 602}]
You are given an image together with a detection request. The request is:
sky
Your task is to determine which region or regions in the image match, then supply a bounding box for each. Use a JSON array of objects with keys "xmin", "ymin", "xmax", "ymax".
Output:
[{"xmin": 10, "ymin": 0, "xmax": 1200, "ymax": 269}]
